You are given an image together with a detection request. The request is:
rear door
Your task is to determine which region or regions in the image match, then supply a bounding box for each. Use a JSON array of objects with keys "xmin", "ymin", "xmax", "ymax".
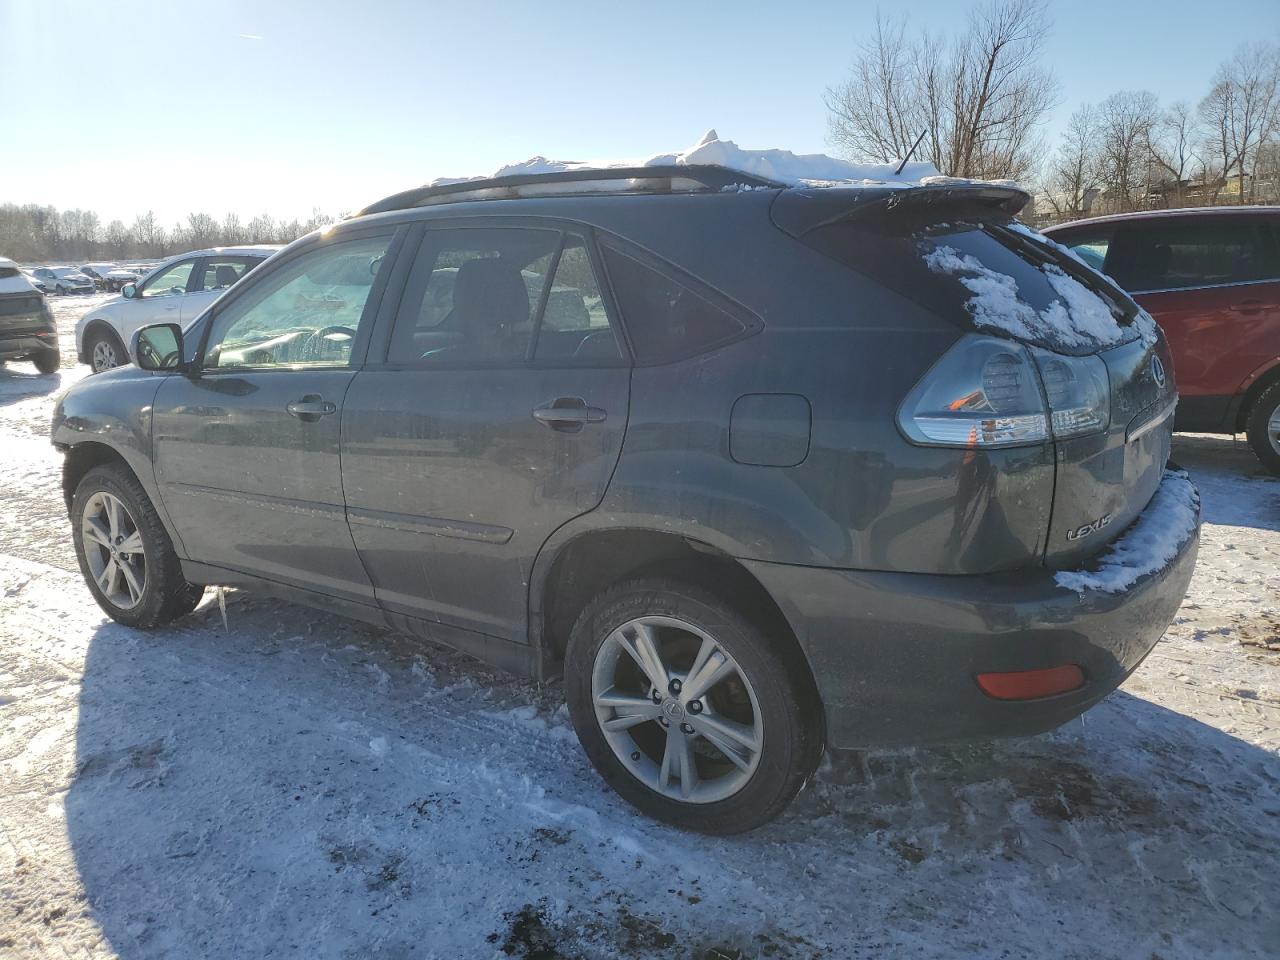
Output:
[
  {"xmin": 342, "ymin": 223, "xmax": 631, "ymax": 642},
  {"xmin": 1105, "ymin": 216, "xmax": 1280, "ymax": 410},
  {"xmin": 152, "ymin": 229, "xmax": 400, "ymax": 601}
]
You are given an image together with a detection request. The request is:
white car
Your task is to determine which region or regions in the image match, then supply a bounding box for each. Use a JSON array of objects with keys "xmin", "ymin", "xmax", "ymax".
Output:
[
  {"xmin": 32, "ymin": 267, "xmax": 96, "ymax": 296},
  {"xmin": 75, "ymin": 245, "xmax": 280, "ymax": 372}
]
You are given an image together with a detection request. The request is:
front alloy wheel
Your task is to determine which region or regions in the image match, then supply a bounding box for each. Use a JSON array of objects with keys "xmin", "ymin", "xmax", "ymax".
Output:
[
  {"xmin": 81, "ymin": 491, "xmax": 146, "ymax": 608},
  {"xmin": 592, "ymin": 615, "xmax": 764, "ymax": 803},
  {"xmin": 90, "ymin": 335, "xmax": 120, "ymax": 372}
]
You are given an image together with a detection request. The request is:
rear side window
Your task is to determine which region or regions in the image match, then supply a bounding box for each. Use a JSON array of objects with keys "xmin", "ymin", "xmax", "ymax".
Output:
[
  {"xmin": 1055, "ymin": 228, "xmax": 1115, "ymax": 274},
  {"xmin": 192, "ymin": 257, "xmax": 258, "ymax": 292},
  {"xmin": 1109, "ymin": 219, "xmax": 1280, "ymax": 292},
  {"xmin": 388, "ymin": 227, "xmax": 560, "ymax": 365},
  {"xmin": 599, "ymin": 242, "xmax": 753, "ymax": 363},
  {"xmin": 534, "ymin": 237, "xmax": 623, "ymax": 363}
]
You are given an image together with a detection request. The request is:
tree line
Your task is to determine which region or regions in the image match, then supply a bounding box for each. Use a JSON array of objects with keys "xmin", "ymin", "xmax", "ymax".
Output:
[
  {"xmin": 0, "ymin": 206, "xmax": 343, "ymax": 264},
  {"xmin": 826, "ymin": 0, "xmax": 1280, "ymax": 224}
]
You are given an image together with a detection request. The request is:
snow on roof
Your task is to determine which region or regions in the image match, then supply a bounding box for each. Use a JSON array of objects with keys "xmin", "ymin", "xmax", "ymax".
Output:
[{"xmin": 434, "ymin": 130, "xmax": 946, "ymax": 189}]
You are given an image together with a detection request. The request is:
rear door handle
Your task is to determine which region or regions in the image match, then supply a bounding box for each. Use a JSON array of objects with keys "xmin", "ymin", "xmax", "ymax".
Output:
[
  {"xmin": 532, "ymin": 397, "xmax": 607, "ymax": 431},
  {"xmin": 286, "ymin": 395, "xmax": 337, "ymax": 421}
]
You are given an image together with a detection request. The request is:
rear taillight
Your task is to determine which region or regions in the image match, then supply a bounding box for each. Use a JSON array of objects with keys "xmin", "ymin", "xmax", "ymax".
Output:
[
  {"xmin": 1036, "ymin": 351, "xmax": 1110, "ymax": 439},
  {"xmin": 897, "ymin": 334, "xmax": 1110, "ymax": 449}
]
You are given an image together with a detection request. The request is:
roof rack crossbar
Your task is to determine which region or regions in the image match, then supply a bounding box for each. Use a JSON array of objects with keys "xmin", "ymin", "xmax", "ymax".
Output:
[{"xmin": 358, "ymin": 165, "xmax": 785, "ymax": 216}]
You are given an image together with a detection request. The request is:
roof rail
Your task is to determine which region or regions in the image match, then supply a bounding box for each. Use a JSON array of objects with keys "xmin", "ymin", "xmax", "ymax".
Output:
[{"xmin": 358, "ymin": 164, "xmax": 786, "ymax": 216}]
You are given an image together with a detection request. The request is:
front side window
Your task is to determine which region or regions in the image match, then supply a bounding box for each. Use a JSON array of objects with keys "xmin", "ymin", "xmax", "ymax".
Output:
[
  {"xmin": 204, "ymin": 234, "xmax": 392, "ymax": 369},
  {"xmin": 193, "ymin": 257, "xmax": 259, "ymax": 293},
  {"xmin": 387, "ymin": 227, "xmax": 560, "ymax": 365},
  {"xmin": 1110, "ymin": 219, "xmax": 1279, "ymax": 292},
  {"xmin": 140, "ymin": 260, "xmax": 194, "ymax": 298}
]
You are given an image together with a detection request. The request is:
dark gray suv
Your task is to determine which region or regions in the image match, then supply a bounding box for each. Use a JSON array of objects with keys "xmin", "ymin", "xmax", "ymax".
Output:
[{"xmin": 52, "ymin": 166, "xmax": 1200, "ymax": 833}]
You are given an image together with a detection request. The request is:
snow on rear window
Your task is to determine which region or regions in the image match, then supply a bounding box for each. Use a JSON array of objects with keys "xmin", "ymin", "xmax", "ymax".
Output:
[
  {"xmin": 1054, "ymin": 469, "xmax": 1199, "ymax": 595},
  {"xmin": 922, "ymin": 228, "xmax": 1157, "ymax": 352}
]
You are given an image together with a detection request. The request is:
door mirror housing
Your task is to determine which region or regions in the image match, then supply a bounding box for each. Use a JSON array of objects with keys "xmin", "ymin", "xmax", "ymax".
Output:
[
  {"xmin": 133, "ymin": 323, "xmax": 185, "ymax": 372},
  {"xmin": 121, "ymin": 283, "xmax": 137, "ymax": 299}
]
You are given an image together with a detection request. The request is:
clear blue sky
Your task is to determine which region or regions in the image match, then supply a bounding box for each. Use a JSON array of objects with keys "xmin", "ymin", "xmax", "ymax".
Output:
[{"xmin": 1, "ymin": 0, "xmax": 1276, "ymax": 226}]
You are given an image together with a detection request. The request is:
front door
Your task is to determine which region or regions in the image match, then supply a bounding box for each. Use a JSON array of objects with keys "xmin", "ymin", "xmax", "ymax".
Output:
[
  {"xmin": 342, "ymin": 225, "xmax": 631, "ymax": 641},
  {"xmin": 152, "ymin": 230, "xmax": 398, "ymax": 602}
]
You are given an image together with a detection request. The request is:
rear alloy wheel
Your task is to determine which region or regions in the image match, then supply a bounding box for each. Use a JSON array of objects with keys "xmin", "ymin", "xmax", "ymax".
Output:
[
  {"xmin": 565, "ymin": 579, "xmax": 822, "ymax": 833},
  {"xmin": 1245, "ymin": 381, "xmax": 1280, "ymax": 475},
  {"xmin": 72, "ymin": 463, "xmax": 204, "ymax": 627},
  {"xmin": 87, "ymin": 329, "xmax": 125, "ymax": 373}
]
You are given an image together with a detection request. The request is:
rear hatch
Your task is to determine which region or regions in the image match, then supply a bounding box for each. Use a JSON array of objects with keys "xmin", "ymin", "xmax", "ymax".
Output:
[
  {"xmin": 773, "ymin": 184, "xmax": 1176, "ymax": 566},
  {"xmin": 0, "ymin": 266, "xmax": 49, "ymax": 335}
]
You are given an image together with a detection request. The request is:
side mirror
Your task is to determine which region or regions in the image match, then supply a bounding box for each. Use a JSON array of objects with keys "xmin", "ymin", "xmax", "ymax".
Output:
[
  {"xmin": 121, "ymin": 283, "xmax": 137, "ymax": 299},
  {"xmin": 133, "ymin": 323, "xmax": 184, "ymax": 372}
]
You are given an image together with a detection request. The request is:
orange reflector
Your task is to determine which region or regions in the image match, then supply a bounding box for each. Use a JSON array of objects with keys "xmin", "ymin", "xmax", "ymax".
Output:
[{"xmin": 976, "ymin": 664, "xmax": 1085, "ymax": 701}]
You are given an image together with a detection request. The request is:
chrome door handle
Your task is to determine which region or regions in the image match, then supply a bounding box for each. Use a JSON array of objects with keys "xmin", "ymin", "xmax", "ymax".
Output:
[
  {"xmin": 532, "ymin": 398, "xmax": 607, "ymax": 431},
  {"xmin": 286, "ymin": 395, "xmax": 337, "ymax": 421}
]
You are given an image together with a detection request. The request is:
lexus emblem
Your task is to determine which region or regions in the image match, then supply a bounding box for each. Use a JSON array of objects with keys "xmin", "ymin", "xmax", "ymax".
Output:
[{"xmin": 1150, "ymin": 355, "xmax": 1166, "ymax": 388}]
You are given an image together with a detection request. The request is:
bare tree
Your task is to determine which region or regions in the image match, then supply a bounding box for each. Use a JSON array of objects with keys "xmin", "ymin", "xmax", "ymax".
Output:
[
  {"xmin": 1148, "ymin": 101, "xmax": 1201, "ymax": 206},
  {"xmin": 826, "ymin": 0, "xmax": 1058, "ymax": 181},
  {"xmin": 1043, "ymin": 104, "xmax": 1101, "ymax": 218},
  {"xmin": 1097, "ymin": 90, "xmax": 1160, "ymax": 212},
  {"xmin": 1198, "ymin": 43, "xmax": 1280, "ymax": 203}
]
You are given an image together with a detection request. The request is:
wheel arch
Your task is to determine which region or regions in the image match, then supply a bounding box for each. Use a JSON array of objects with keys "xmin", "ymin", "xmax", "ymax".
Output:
[
  {"xmin": 532, "ymin": 526, "xmax": 821, "ymax": 703},
  {"xmin": 61, "ymin": 442, "xmax": 138, "ymax": 513},
  {"xmin": 80, "ymin": 318, "xmax": 127, "ymax": 365}
]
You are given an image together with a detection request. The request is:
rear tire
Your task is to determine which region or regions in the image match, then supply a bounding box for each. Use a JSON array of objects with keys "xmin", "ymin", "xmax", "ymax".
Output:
[
  {"xmin": 72, "ymin": 463, "xmax": 204, "ymax": 628},
  {"xmin": 86, "ymin": 328, "xmax": 126, "ymax": 373},
  {"xmin": 564, "ymin": 578, "xmax": 822, "ymax": 834},
  {"xmin": 33, "ymin": 349, "xmax": 60, "ymax": 374},
  {"xmin": 1245, "ymin": 381, "xmax": 1280, "ymax": 476}
]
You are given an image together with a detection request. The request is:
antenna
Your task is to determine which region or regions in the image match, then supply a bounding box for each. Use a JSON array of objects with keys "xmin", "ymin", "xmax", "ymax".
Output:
[{"xmin": 894, "ymin": 129, "xmax": 928, "ymax": 177}]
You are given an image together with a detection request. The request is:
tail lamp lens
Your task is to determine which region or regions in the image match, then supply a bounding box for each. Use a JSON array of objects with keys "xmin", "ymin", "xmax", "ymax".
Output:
[
  {"xmin": 1035, "ymin": 351, "xmax": 1110, "ymax": 439},
  {"xmin": 898, "ymin": 334, "xmax": 1110, "ymax": 449}
]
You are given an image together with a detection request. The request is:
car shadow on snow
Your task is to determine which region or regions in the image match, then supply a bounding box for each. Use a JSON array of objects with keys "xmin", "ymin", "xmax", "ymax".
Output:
[
  {"xmin": 65, "ymin": 594, "xmax": 1280, "ymax": 960},
  {"xmin": 0, "ymin": 365, "xmax": 65, "ymax": 407},
  {"xmin": 1173, "ymin": 433, "xmax": 1280, "ymax": 533}
]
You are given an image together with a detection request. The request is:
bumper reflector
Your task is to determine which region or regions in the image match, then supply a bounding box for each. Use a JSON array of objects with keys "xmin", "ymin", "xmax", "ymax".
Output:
[{"xmin": 976, "ymin": 664, "xmax": 1085, "ymax": 701}]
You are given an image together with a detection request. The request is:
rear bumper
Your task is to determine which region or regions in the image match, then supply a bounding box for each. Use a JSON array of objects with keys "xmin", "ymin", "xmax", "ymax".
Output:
[{"xmin": 745, "ymin": 473, "xmax": 1201, "ymax": 750}]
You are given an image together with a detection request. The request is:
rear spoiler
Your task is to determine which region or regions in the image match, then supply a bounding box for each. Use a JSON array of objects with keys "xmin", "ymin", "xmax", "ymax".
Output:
[{"xmin": 771, "ymin": 181, "xmax": 1031, "ymax": 238}]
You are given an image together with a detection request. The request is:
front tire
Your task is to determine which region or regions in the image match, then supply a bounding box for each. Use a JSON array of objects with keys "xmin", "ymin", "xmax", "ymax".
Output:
[
  {"xmin": 72, "ymin": 463, "xmax": 204, "ymax": 628},
  {"xmin": 86, "ymin": 328, "xmax": 126, "ymax": 373},
  {"xmin": 564, "ymin": 578, "xmax": 823, "ymax": 834},
  {"xmin": 1245, "ymin": 381, "xmax": 1280, "ymax": 476}
]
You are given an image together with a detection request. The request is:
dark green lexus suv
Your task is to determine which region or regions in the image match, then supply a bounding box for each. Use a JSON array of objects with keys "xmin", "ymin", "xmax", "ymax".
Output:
[{"xmin": 52, "ymin": 166, "xmax": 1199, "ymax": 832}]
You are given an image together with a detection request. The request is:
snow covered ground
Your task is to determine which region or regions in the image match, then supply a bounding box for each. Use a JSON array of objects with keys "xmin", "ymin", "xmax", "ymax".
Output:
[{"xmin": 1, "ymin": 295, "xmax": 1277, "ymax": 959}]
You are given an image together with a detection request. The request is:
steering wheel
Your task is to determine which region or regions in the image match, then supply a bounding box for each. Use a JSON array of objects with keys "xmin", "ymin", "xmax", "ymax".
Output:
[{"xmin": 300, "ymin": 325, "xmax": 357, "ymax": 361}]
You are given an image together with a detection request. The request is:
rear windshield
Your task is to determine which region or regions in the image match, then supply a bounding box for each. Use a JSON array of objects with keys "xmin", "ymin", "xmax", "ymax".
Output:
[{"xmin": 799, "ymin": 212, "xmax": 1145, "ymax": 355}]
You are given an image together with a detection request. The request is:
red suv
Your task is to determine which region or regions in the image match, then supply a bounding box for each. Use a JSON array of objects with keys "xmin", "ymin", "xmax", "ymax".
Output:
[{"xmin": 1045, "ymin": 208, "xmax": 1280, "ymax": 473}]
